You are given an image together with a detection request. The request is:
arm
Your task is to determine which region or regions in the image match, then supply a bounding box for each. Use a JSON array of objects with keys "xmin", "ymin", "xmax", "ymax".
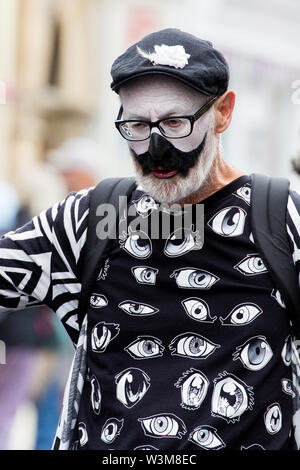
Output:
[{"xmin": 0, "ymin": 187, "xmax": 92, "ymax": 344}]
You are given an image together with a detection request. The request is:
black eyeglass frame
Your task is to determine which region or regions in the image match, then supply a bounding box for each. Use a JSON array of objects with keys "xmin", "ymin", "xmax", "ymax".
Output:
[{"xmin": 114, "ymin": 96, "xmax": 218, "ymax": 141}]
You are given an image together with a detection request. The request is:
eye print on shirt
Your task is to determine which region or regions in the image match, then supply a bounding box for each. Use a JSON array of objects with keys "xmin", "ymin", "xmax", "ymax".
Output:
[
  {"xmin": 169, "ymin": 333, "xmax": 220, "ymax": 359},
  {"xmin": 220, "ymin": 303, "xmax": 262, "ymax": 326},
  {"xmin": 90, "ymin": 293, "xmax": 108, "ymax": 308},
  {"xmin": 132, "ymin": 194, "xmax": 159, "ymax": 217},
  {"xmin": 119, "ymin": 227, "xmax": 152, "ymax": 259},
  {"xmin": 124, "ymin": 336, "xmax": 164, "ymax": 360},
  {"xmin": 211, "ymin": 371, "xmax": 254, "ymax": 423},
  {"xmin": 281, "ymin": 335, "xmax": 292, "ymax": 366},
  {"xmin": 118, "ymin": 300, "xmax": 159, "ymax": 316},
  {"xmin": 264, "ymin": 403, "xmax": 282, "ymax": 435},
  {"xmin": 90, "ymin": 375, "xmax": 101, "ymax": 415},
  {"xmin": 188, "ymin": 425, "xmax": 225, "ymax": 450},
  {"xmin": 234, "ymin": 254, "xmax": 267, "ymax": 276},
  {"xmin": 100, "ymin": 417, "xmax": 124, "ymax": 444},
  {"xmin": 241, "ymin": 444, "xmax": 265, "ymax": 450},
  {"xmin": 91, "ymin": 322, "xmax": 120, "ymax": 353},
  {"xmin": 234, "ymin": 185, "xmax": 251, "ymax": 205},
  {"xmin": 164, "ymin": 226, "xmax": 203, "ymax": 257},
  {"xmin": 181, "ymin": 297, "xmax": 217, "ymax": 323},
  {"xmin": 232, "ymin": 336, "xmax": 273, "ymax": 371},
  {"xmin": 134, "ymin": 445, "xmax": 159, "ymax": 450},
  {"xmin": 281, "ymin": 379, "xmax": 296, "ymax": 398},
  {"xmin": 138, "ymin": 413, "xmax": 186, "ymax": 439},
  {"xmin": 170, "ymin": 268, "xmax": 219, "ymax": 289},
  {"xmin": 131, "ymin": 266, "xmax": 158, "ymax": 285},
  {"xmin": 207, "ymin": 206, "xmax": 247, "ymax": 237},
  {"xmin": 78, "ymin": 422, "xmax": 88, "ymax": 447},
  {"xmin": 115, "ymin": 368, "xmax": 150, "ymax": 408},
  {"xmin": 271, "ymin": 289, "xmax": 286, "ymax": 308},
  {"xmin": 174, "ymin": 368, "xmax": 209, "ymax": 410}
]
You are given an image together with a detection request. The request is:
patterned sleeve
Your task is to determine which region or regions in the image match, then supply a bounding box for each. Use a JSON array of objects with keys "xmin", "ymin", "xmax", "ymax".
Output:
[
  {"xmin": 286, "ymin": 188, "xmax": 300, "ymax": 271},
  {"xmin": 0, "ymin": 187, "xmax": 93, "ymax": 342}
]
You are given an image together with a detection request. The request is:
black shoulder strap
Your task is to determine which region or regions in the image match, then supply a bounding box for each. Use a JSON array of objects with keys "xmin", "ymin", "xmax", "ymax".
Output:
[
  {"xmin": 250, "ymin": 173, "xmax": 300, "ymax": 334},
  {"xmin": 77, "ymin": 177, "xmax": 136, "ymax": 328}
]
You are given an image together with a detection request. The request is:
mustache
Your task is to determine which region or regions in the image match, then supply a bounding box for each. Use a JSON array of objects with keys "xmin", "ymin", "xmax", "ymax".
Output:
[{"xmin": 131, "ymin": 132, "xmax": 207, "ymax": 177}]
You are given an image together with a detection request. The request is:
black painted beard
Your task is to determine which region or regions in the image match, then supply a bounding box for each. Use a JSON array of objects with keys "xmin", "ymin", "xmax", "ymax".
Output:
[{"xmin": 131, "ymin": 132, "xmax": 207, "ymax": 177}]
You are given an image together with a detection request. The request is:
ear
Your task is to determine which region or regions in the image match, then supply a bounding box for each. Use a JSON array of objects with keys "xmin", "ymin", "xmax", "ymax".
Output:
[{"xmin": 214, "ymin": 90, "xmax": 235, "ymax": 134}]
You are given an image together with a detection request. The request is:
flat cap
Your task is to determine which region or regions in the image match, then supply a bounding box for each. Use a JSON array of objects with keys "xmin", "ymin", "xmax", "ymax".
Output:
[{"xmin": 111, "ymin": 28, "xmax": 229, "ymax": 97}]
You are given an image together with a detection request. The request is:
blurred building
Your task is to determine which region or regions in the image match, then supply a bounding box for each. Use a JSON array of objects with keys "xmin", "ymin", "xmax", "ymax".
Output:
[{"xmin": 1, "ymin": 0, "xmax": 300, "ymax": 204}]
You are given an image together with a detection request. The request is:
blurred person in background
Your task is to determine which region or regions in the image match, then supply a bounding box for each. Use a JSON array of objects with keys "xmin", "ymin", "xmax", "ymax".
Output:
[
  {"xmin": 0, "ymin": 137, "xmax": 99, "ymax": 450},
  {"xmin": 0, "ymin": 181, "xmax": 62, "ymax": 450},
  {"xmin": 47, "ymin": 137, "xmax": 99, "ymax": 194},
  {"xmin": 0, "ymin": 28, "xmax": 299, "ymax": 451}
]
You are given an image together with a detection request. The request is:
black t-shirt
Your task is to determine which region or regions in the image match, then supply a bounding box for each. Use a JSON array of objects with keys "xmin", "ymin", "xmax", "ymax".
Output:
[{"xmin": 76, "ymin": 175, "xmax": 294, "ymax": 450}]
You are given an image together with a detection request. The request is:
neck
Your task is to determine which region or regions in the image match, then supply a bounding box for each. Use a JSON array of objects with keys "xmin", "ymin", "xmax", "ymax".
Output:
[{"xmin": 177, "ymin": 152, "xmax": 244, "ymax": 206}]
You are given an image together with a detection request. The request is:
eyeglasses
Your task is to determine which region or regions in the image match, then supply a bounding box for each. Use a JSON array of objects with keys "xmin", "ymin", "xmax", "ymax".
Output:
[{"xmin": 115, "ymin": 96, "xmax": 217, "ymax": 141}]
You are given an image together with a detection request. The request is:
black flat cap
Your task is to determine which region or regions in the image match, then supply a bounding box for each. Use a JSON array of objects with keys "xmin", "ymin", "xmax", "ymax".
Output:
[{"xmin": 111, "ymin": 28, "xmax": 229, "ymax": 97}]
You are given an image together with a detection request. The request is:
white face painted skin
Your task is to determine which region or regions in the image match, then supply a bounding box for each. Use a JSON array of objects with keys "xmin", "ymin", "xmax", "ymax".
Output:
[{"xmin": 119, "ymin": 76, "xmax": 220, "ymax": 204}]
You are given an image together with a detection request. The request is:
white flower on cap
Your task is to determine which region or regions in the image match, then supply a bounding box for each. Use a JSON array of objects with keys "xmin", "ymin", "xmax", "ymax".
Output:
[{"xmin": 137, "ymin": 44, "xmax": 190, "ymax": 69}]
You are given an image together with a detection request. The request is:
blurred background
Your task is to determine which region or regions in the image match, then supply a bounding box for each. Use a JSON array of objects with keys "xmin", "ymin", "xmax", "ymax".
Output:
[{"xmin": 0, "ymin": 0, "xmax": 300, "ymax": 450}]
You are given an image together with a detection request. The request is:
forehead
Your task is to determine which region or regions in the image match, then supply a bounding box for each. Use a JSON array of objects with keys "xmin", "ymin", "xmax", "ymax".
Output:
[{"xmin": 119, "ymin": 76, "xmax": 206, "ymax": 115}]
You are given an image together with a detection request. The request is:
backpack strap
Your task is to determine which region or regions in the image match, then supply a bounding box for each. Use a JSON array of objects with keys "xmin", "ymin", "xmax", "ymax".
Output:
[
  {"xmin": 77, "ymin": 177, "xmax": 136, "ymax": 328},
  {"xmin": 250, "ymin": 173, "xmax": 300, "ymax": 334}
]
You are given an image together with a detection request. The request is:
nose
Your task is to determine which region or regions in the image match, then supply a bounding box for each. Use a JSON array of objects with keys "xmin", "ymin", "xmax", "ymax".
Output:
[{"xmin": 148, "ymin": 132, "xmax": 170, "ymax": 160}]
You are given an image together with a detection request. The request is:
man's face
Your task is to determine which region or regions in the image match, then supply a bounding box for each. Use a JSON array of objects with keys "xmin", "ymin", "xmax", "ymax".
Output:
[{"xmin": 119, "ymin": 76, "xmax": 219, "ymax": 204}]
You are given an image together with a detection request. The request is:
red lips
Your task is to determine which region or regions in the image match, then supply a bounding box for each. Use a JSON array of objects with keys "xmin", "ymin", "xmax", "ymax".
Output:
[{"xmin": 151, "ymin": 167, "xmax": 179, "ymax": 179}]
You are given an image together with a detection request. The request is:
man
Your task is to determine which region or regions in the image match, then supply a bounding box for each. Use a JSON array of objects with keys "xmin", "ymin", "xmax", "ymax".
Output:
[{"xmin": 0, "ymin": 28, "xmax": 300, "ymax": 450}]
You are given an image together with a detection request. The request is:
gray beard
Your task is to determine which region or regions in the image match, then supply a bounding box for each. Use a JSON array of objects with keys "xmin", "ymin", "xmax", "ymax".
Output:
[{"xmin": 132, "ymin": 116, "xmax": 219, "ymax": 204}]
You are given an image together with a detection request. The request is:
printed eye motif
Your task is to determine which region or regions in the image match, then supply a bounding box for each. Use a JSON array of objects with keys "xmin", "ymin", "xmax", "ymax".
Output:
[
  {"xmin": 170, "ymin": 268, "xmax": 219, "ymax": 289},
  {"xmin": 119, "ymin": 228, "xmax": 152, "ymax": 259},
  {"xmin": 124, "ymin": 336, "xmax": 164, "ymax": 360},
  {"xmin": 169, "ymin": 333, "xmax": 220, "ymax": 359},
  {"xmin": 115, "ymin": 368, "xmax": 150, "ymax": 408},
  {"xmin": 234, "ymin": 254, "xmax": 267, "ymax": 276},
  {"xmin": 101, "ymin": 417, "xmax": 124, "ymax": 444},
  {"xmin": 78, "ymin": 422, "xmax": 88, "ymax": 447},
  {"xmin": 281, "ymin": 335, "xmax": 292, "ymax": 366},
  {"xmin": 132, "ymin": 194, "xmax": 158, "ymax": 217},
  {"xmin": 90, "ymin": 375, "xmax": 101, "ymax": 415},
  {"xmin": 233, "ymin": 336, "xmax": 273, "ymax": 371},
  {"xmin": 174, "ymin": 368, "xmax": 209, "ymax": 410},
  {"xmin": 131, "ymin": 266, "xmax": 158, "ymax": 285},
  {"xmin": 211, "ymin": 372, "xmax": 254, "ymax": 423},
  {"xmin": 220, "ymin": 303, "xmax": 262, "ymax": 326},
  {"xmin": 188, "ymin": 425, "xmax": 225, "ymax": 450},
  {"xmin": 91, "ymin": 322, "xmax": 120, "ymax": 353},
  {"xmin": 164, "ymin": 227, "xmax": 203, "ymax": 257},
  {"xmin": 138, "ymin": 413, "xmax": 186, "ymax": 439},
  {"xmin": 181, "ymin": 297, "xmax": 216, "ymax": 323},
  {"xmin": 271, "ymin": 289, "xmax": 286, "ymax": 308},
  {"xmin": 281, "ymin": 379, "xmax": 295, "ymax": 398},
  {"xmin": 234, "ymin": 185, "xmax": 251, "ymax": 205},
  {"xmin": 241, "ymin": 444, "xmax": 265, "ymax": 450},
  {"xmin": 264, "ymin": 403, "xmax": 282, "ymax": 435},
  {"xmin": 207, "ymin": 206, "xmax": 246, "ymax": 237},
  {"xmin": 118, "ymin": 300, "xmax": 158, "ymax": 316},
  {"xmin": 90, "ymin": 293, "xmax": 108, "ymax": 308},
  {"xmin": 134, "ymin": 445, "xmax": 159, "ymax": 450}
]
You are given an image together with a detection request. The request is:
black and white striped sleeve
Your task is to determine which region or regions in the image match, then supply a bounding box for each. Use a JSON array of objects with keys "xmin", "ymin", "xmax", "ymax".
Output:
[
  {"xmin": 0, "ymin": 187, "xmax": 93, "ymax": 342},
  {"xmin": 286, "ymin": 189, "xmax": 300, "ymax": 273}
]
